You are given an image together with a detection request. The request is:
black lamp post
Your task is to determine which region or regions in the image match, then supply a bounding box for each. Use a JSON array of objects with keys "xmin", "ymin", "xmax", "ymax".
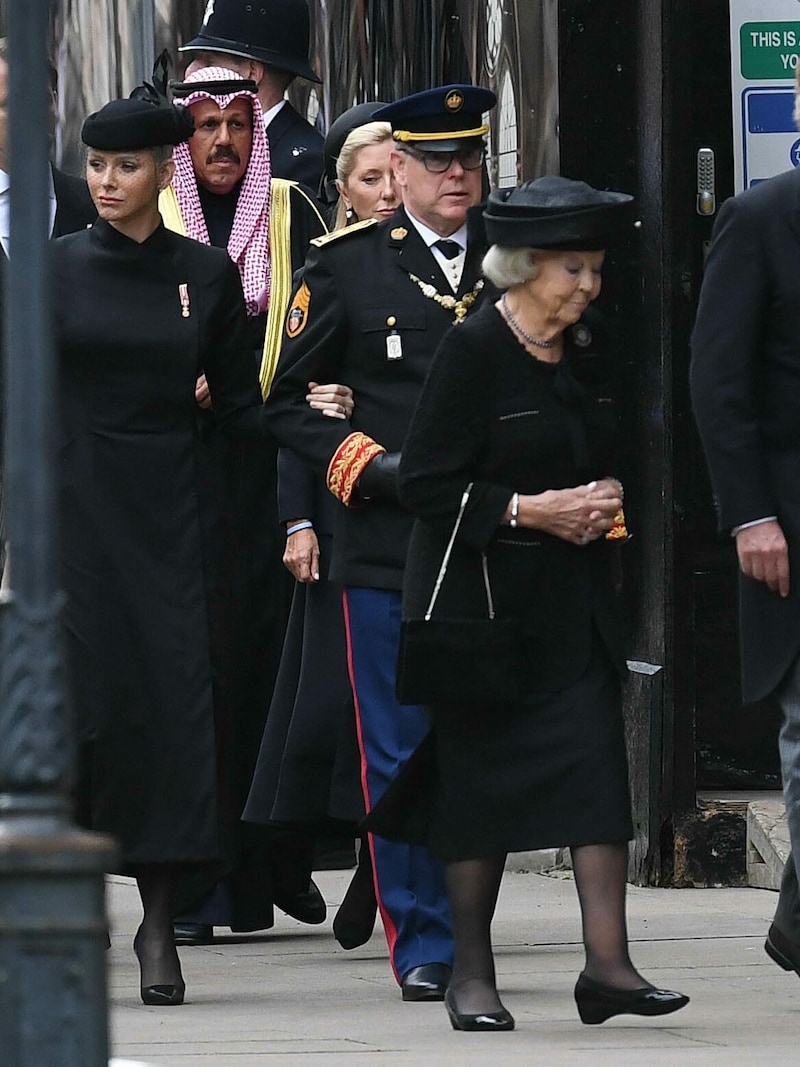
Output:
[{"xmin": 0, "ymin": 0, "xmax": 115, "ymax": 1061}]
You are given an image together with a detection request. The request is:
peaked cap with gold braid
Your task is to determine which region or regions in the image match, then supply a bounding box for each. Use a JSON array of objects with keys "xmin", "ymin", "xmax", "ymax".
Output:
[{"xmin": 373, "ymin": 84, "xmax": 496, "ymax": 153}]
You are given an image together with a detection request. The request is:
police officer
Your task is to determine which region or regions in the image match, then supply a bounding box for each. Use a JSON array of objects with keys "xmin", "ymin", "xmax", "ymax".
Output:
[
  {"xmin": 266, "ymin": 84, "xmax": 497, "ymax": 1001},
  {"xmin": 180, "ymin": 0, "xmax": 324, "ymax": 188}
]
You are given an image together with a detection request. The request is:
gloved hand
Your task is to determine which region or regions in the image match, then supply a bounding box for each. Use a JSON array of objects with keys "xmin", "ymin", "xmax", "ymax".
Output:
[{"xmin": 357, "ymin": 451, "xmax": 401, "ymax": 502}]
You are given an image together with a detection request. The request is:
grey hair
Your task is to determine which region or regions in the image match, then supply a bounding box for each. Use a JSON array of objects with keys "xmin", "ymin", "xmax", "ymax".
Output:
[{"xmin": 481, "ymin": 245, "xmax": 540, "ymax": 288}]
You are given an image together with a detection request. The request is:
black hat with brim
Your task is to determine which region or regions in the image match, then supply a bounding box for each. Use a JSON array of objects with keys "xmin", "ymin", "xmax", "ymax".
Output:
[
  {"xmin": 373, "ymin": 85, "xmax": 496, "ymax": 152},
  {"xmin": 319, "ymin": 101, "xmax": 389, "ymax": 204},
  {"xmin": 179, "ymin": 0, "xmax": 321, "ymax": 83},
  {"xmin": 81, "ymin": 97, "xmax": 195, "ymax": 150},
  {"xmin": 483, "ymin": 176, "xmax": 636, "ymax": 250}
]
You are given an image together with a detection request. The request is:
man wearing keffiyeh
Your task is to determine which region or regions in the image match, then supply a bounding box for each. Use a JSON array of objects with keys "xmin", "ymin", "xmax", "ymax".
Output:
[{"xmin": 162, "ymin": 67, "xmax": 349, "ymax": 944}]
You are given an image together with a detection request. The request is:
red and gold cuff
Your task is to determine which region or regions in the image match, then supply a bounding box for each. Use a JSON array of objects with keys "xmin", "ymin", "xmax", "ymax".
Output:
[
  {"xmin": 327, "ymin": 432, "xmax": 386, "ymax": 507},
  {"xmin": 605, "ymin": 507, "xmax": 629, "ymax": 541}
]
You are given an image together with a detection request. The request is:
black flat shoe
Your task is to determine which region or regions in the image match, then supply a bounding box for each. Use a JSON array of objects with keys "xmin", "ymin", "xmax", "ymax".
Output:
[
  {"xmin": 401, "ymin": 962, "xmax": 452, "ymax": 1001},
  {"xmin": 765, "ymin": 923, "xmax": 800, "ymax": 977},
  {"xmin": 274, "ymin": 878, "xmax": 327, "ymax": 925},
  {"xmin": 173, "ymin": 921, "xmax": 213, "ymax": 946},
  {"xmin": 444, "ymin": 987, "xmax": 514, "ymax": 1031},
  {"xmin": 333, "ymin": 911, "xmax": 376, "ymax": 950},
  {"xmin": 574, "ymin": 973, "xmax": 689, "ymax": 1025}
]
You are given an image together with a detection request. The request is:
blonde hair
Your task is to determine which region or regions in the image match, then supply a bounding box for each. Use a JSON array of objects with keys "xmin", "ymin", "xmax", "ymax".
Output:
[{"xmin": 333, "ymin": 120, "xmax": 393, "ymax": 230}]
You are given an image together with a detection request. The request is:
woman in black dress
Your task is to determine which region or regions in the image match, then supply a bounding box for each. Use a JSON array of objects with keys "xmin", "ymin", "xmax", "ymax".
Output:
[
  {"xmin": 389, "ymin": 178, "xmax": 689, "ymax": 1031},
  {"xmin": 56, "ymin": 93, "xmax": 270, "ymax": 1005}
]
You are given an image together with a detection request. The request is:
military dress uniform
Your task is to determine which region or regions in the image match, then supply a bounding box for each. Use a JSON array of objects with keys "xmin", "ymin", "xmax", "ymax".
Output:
[{"xmin": 267, "ymin": 201, "xmax": 493, "ymax": 983}]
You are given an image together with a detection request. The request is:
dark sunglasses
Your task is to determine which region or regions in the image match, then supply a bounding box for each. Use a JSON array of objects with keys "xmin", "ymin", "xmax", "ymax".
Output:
[{"xmin": 404, "ymin": 144, "xmax": 485, "ymax": 174}]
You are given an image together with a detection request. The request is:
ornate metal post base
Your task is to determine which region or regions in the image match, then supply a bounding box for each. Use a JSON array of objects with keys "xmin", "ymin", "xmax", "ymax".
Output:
[
  {"xmin": 0, "ymin": 0, "xmax": 119, "ymax": 1061},
  {"xmin": 0, "ymin": 822, "xmax": 115, "ymax": 1063},
  {"xmin": 0, "ymin": 595, "xmax": 117, "ymax": 1065}
]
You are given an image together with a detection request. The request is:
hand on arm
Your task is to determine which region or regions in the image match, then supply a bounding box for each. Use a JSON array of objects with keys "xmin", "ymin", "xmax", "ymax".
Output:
[
  {"xmin": 195, "ymin": 373, "xmax": 212, "ymax": 410},
  {"xmin": 735, "ymin": 519, "xmax": 789, "ymax": 597},
  {"xmin": 306, "ymin": 381, "xmax": 354, "ymax": 420}
]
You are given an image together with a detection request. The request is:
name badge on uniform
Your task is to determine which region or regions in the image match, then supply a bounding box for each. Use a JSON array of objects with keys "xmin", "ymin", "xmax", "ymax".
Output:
[
  {"xmin": 385, "ymin": 316, "xmax": 402, "ymax": 360},
  {"xmin": 386, "ymin": 331, "xmax": 403, "ymax": 361}
]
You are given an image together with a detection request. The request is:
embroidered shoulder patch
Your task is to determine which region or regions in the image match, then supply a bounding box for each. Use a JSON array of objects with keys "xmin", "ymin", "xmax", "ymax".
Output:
[
  {"xmin": 310, "ymin": 218, "xmax": 378, "ymax": 247},
  {"xmin": 286, "ymin": 281, "xmax": 311, "ymax": 338}
]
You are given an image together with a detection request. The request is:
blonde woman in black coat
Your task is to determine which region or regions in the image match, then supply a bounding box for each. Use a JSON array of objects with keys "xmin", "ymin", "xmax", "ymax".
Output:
[{"xmin": 386, "ymin": 178, "xmax": 689, "ymax": 1031}]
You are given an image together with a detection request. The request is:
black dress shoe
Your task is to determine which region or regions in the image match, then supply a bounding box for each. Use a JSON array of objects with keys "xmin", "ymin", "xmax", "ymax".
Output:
[
  {"xmin": 141, "ymin": 982, "xmax": 185, "ymax": 1006},
  {"xmin": 444, "ymin": 987, "xmax": 514, "ymax": 1031},
  {"xmin": 274, "ymin": 878, "xmax": 327, "ymax": 925},
  {"xmin": 172, "ymin": 921, "xmax": 213, "ymax": 946},
  {"xmin": 574, "ymin": 973, "xmax": 689, "ymax": 1025},
  {"xmin": 333, "ymin": 910, "xmax": 376, "ymax": 950},
  {"xmin": 401, "ymin": 963, "xmax": 452, "ymax": 1002},
  {"xmin": 134, "ymin": 930, "xmax": 186, "ymax": 1006},
  {"xmin": 765, "ymin": 923, "xmax": 800, "ymax": 976}
]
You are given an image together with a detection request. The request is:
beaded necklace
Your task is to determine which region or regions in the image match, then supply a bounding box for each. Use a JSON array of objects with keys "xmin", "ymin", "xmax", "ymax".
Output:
[
  {"xmin": 500, "ymin": 292, "xmax": 558, "ymax": 349},
  {"xmin": 407, "ymin": 273, "xmax": 485, "ymax": 324}
]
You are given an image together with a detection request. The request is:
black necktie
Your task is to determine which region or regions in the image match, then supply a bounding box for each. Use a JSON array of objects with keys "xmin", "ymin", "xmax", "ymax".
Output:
[{"xmin": 433, "ymin": 239, "xmax": 462, "ymax": 260}]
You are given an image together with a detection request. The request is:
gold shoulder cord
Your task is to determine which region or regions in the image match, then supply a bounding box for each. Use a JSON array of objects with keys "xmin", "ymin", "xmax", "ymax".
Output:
[
  {"xmin": 261, "ymin": 180, "xmax": 329, "ymax": 399},
  {"xmin": 159, "ymin": 186, "xmax": 188, "ymax": 237}
]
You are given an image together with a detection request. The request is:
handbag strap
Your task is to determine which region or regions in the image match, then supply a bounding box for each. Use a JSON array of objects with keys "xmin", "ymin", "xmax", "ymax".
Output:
[{"xmin": 424, "ymin": 482, "xmax": 495, "ymax": 621}]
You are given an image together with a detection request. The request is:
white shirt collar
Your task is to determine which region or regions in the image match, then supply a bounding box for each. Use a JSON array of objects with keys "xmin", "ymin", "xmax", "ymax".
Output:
[
  {"xmin": 262, "ymin": 98, "xmax": 287, "ymax": 130},
  {"xmin": 404, "ymin": 209, "xmax": 468, "ymax": 253}
]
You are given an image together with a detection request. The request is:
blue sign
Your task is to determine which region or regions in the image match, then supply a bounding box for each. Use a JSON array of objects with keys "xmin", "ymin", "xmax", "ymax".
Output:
[
  {"xmin": 747, "ymin": 90, "xmax": 795, "ymax": 133},
  {"xmin": 742, "ymin": 86, "xmax": 798, "ymax": 186}
]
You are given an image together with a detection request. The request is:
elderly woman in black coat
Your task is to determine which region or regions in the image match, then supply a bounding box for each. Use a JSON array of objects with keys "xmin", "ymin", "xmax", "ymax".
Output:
[{"xmin": 383, "ymin": 178, "xmax": 689, "ymax": 1032}]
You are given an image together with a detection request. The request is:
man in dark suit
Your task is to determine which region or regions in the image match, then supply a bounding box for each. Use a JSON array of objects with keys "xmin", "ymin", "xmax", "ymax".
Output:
[
  {"xmin": 179, "ymin": 0, "xmax": 324, "ymax": 190},
  {"xmin": 690, "ymin": 97, "xmax": 800, "ymax": 984},
  {"xmin": 266, "ymin": 84, "xmax": 497, "ymax": 1002},
  {"xmin": 0, "ymin": 40, "xmax": 96, "ymax": 581}
]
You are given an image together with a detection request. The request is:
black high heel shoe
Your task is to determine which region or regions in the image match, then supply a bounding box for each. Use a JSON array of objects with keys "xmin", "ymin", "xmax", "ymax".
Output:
[
  {"xmin": 444, "ymin": 987, "xmax": 515, "ymax": 1032},
  {"xmin": 574, "ymin": 973, "xmax": 689, "ymax": 1025},
  {"xmin": 133, "ymin": 930, "xmax": 186, "ymax": 1006}
]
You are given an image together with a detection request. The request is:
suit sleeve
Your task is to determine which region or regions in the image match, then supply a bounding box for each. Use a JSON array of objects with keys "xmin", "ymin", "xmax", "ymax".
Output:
[
  {"xmin": 398, "ymin": 323, "xmax": 513, "ymax": 550},
  {"xmin": 690, "ymin": 194, "xmax": 775, "ymax": 531},
  {"xmin": 266, "ymin": 243, "xmax": 386, "ymax": 504},
  {"xmin": 278, "ymin": 447, "xmax": 317, "ymax": 523}
]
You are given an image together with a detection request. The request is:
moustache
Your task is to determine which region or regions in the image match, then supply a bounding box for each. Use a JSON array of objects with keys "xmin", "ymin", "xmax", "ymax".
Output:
[{"xmin": 207, "ymin": 147, "xmax": 240, "ymax": 165}]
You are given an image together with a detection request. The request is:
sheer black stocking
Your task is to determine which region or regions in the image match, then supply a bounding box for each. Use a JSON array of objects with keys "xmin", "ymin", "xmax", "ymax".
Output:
[
  {"xmin": 333, "ymin": 835, "xmax": 378, "ymax": 949},
  {"xmin": 571, "ymin": 842, "xmax": 647, "ymax": 990},
  {"xmin": 445, "ymin": 853, "xmax": 507, "ymax": 1014},
  {"xmin": 133, "ymin": 864, "xmax": 185, "ymax": 993}
]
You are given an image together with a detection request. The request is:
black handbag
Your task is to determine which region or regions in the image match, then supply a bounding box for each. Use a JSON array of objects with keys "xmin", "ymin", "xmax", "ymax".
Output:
[{"xmin": 396, "ymin": 483, "xmax": 524, "ymax": 706}]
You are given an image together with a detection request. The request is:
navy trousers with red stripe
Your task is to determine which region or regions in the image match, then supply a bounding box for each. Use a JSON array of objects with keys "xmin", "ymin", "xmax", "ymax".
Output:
[{"xmin": 343, "ymin": 586, "xmax": 453, "ymax": 982}]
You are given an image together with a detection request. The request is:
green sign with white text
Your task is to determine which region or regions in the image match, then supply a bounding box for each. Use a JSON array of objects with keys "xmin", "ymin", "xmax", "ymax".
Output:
[{"xmin": 740, "ymin": 22, "xmax": 800, "ymax": 78}]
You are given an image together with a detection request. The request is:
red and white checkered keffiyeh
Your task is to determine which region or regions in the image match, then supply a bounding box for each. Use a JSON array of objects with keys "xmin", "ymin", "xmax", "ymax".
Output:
[{"xmin": 172, "ymin": 67, "xmax": 272, "ymax": 316}]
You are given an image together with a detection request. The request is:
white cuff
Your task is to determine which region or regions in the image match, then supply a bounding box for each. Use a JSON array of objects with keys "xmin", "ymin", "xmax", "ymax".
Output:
[{"xmin": 731, "ymin": 516, "xmax": 778, "ymax": 537}]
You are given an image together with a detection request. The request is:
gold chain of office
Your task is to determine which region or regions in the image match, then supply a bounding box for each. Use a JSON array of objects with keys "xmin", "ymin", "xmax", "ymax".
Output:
[{"xmin": 407, "ymin": 273, "xmax": 485, "ymax": 324}]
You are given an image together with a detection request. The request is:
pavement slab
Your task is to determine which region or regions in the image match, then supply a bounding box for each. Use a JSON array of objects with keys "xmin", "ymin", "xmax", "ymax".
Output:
[{"xmin": 107, "ymin": 867, "xmax": 796, "ymax": 1065}]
